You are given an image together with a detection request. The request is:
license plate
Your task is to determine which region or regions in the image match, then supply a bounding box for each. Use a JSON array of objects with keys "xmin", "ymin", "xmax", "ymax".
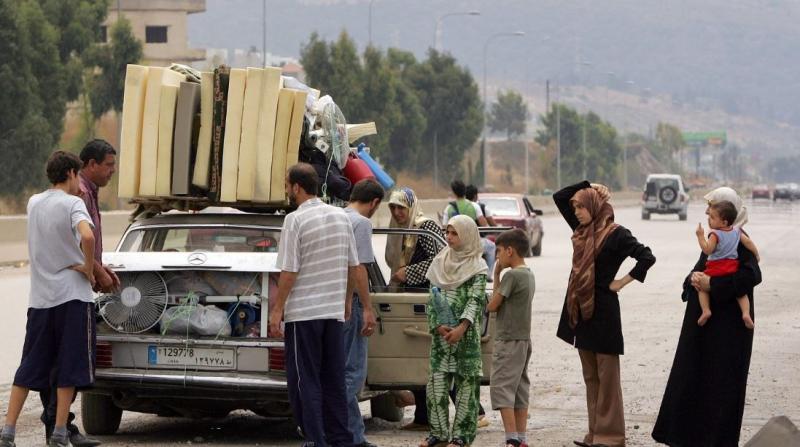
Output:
[{"xmin": 148, "ymin": 345, "xmax": 236, "ymax": 368}]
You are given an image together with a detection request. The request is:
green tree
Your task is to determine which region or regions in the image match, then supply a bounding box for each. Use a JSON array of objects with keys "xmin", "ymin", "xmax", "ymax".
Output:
[
  {"xmin": 0, "ymin": 0, "xmax": 110, "ymax": 199},
  {"xmin": 84, "ymin": 17, "xmax": 143, "ymax": 120},
  {"xmin": 536, "ymin": 104, "xmax": 620, "ymax": 188},
  {"xmin": 406, "ymin": 49, "xmax": 483, "ymax": 174},
  {"xmin": 489, "ymin": 89, "xmax": 529, "ymax": 140},
  {"xmin": 654, "ymin": 121, "xmax": 684, "ymax": 165},
  {"xmin": 300, "ymin": 32, "xmax": 333, "ymax": 93}
]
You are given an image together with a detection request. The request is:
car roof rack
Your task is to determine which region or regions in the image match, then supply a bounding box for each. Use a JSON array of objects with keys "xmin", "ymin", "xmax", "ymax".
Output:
[{"xmin": 127, "ymin": 194, "xmax": 348, "ymax": 222}]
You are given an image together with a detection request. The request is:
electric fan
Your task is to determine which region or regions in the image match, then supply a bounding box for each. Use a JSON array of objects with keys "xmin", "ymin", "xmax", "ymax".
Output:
[
  {"xmin": 98, "ymin": 272, "xmax": 169, "ymax": 334},
  {"xmin": 311, "ymin": 102, "xmax": 349, "ymax": 169}
]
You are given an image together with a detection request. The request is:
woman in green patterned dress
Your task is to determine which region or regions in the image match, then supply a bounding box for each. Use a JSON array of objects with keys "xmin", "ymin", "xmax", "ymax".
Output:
[{"xmin": 420, "ymin": 215, "xmax": 488, "ymax": 447}]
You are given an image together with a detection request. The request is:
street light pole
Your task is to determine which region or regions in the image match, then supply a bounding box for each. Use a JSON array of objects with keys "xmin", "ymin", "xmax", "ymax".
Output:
[
  {"xmin": 368, "ymin": 0, "xmax": 374, "ymax": 46},
  {"xmin": 430, "ymin": 10, "xmax": 479, "ymax": 190},
  {"xmin": 433, "ymin": 10, "xmax": 480, "ymax": 51},
  {"xmin": 262, "ymin": 0, "xmax": 266, "ymax": 68},
  {"xmin": 482, "ymin": 30, "xmax": 525, "ymax": 188}
]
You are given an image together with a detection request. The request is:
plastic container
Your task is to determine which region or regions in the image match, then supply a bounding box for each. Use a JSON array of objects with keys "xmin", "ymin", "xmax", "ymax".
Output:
[
  {"xmin": 357, "ymin": 144, "xmax": 395, "ymax": 190},
  {"xmin": 342, "ymin": 152, "xmax": 375, "ymax": 186}
]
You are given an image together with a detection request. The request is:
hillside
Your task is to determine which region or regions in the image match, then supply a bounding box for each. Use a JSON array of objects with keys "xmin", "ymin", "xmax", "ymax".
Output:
[{"xmin": 188, "ymin": 0, "xmax": 800, "ymax": 159}]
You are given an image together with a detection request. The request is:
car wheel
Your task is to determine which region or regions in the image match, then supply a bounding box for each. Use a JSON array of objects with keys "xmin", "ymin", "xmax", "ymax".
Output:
[
  {"xmin": 679, "ymin": 211, "xmax": 687, "ymax": 221},
  {"xmin": 81, "ymin": 392, "xmax": 123, "ymax": 435},
  {"xmin": 531, "ymin": 239, "xmax": 542, "ymax": 256},
  {"xmin": 659, "ymin": 186, "xmax": 678, "ymax": 204},
  {"xmin": 370, "ymin": 393, "xmax": 404, "ymax": 422},
  {"xmin": 642, "ymin": 210, "xmax": 650, "ymax": 220}
]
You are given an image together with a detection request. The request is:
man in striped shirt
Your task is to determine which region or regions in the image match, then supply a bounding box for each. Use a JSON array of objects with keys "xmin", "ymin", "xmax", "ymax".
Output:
[{"xmin": 269, "ymin": 163, "xmax": 359, "ymax": 447}]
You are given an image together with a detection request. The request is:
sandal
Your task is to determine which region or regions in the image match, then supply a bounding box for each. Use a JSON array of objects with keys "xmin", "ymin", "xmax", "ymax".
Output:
[
  {"xmin": 505, "ymin": 439, "xmax": 522, "ymax": 447},
  {"xmin": 448, "ymin": 437, "xmax": 467, "ymax": 447},
  {"xmin": 419, "ymin": 435, "xmax": 446, "ymax": 447}
]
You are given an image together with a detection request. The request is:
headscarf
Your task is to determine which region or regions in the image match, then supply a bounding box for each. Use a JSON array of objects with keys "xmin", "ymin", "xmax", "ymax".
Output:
[
  {"xmin": 704, "ymin": 187, "xmax": 748, "ymax": 227},
  {"xmin": 566, "ymin": 188, "xmax": 619, "ymax": 328},
  {"xmin": 385, "ymin": 187, "xmax": 435, "ymax": 273},
  {"xmin": 426, "ymin": 215, "xmax": 488, "ymax": 290}
]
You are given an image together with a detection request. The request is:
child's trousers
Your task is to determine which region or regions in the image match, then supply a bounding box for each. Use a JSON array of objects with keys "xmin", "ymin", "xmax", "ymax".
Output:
[{"xmin": 426, "ymin": 371, "xmax": 480, "ymax": 444}]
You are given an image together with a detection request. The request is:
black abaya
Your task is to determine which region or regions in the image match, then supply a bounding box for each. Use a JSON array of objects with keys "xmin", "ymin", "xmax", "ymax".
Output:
[{"xmin": 652, "ymin": 244, "xmax": 761, "ymax": 446}]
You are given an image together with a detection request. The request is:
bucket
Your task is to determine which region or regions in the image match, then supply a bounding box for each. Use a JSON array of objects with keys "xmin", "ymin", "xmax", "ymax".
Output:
[{"xmin": 342, "ymin": 152, "xmax": 376, "ymax": 186}]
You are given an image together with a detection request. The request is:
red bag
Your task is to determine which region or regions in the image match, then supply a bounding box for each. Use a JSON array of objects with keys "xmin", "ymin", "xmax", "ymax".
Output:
[{"xmin": 342, "ymin": 153, "xmax": 375, "ymax": 186}]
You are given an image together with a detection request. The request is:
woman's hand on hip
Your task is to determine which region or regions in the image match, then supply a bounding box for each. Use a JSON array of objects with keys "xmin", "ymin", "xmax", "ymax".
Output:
[
  {"xmin": 691, "ymin": 272, "xmax": 711, "ymax": 292},
  {"xmin": 609, "ymin": 274, "xmax": 634, "ymax": 292},
  {"xmin": 392, "ymin": 267, "xmax": 407, "ymax": 283}
]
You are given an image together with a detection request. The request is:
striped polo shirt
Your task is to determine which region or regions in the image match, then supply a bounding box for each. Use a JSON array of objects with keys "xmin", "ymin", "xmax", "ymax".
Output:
[{"xmin": 277, "ymin": 198, "xmax": 359, "ymax": 323}]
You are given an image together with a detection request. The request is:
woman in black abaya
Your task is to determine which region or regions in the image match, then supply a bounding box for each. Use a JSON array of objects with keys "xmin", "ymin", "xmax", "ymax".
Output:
[{"xmin": 652, "ymin": 187, "xmax": 762, "ymax": 446}]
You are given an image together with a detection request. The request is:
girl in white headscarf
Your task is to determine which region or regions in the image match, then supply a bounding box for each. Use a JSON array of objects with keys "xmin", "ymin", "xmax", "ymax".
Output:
[{"xmin": 419, "ymin": 215, "xmax": 487, "ymax": 447}]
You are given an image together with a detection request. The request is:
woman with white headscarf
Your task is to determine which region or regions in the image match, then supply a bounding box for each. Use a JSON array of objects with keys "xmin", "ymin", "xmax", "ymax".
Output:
[
  {"xmin": 419, "ymin": 215, "xmax": 488, "ymax": 447},
  {"xmin": 652, "ymin": 187, "xmax": 762, "ymax": 446}
]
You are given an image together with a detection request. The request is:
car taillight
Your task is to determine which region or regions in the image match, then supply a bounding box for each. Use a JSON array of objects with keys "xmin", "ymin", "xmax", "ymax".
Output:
[
  {"xmin": 269, "ymin": 348, "xmax": 285, "ymax": 371},
  {"xmin": 96, "ymin": 341, "xmax": 113, "ymax": 368}
]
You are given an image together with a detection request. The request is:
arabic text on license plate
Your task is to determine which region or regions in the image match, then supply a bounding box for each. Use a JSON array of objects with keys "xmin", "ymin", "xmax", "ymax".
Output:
[{"xmin": 148, "ymin": 346, "xmax": 236, "ymax": 368}]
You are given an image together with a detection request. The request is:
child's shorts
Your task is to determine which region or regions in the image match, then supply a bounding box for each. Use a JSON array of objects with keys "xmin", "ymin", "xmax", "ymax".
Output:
[
  {"xmin": 13, "ymin": 300, "xmax": 96, "ymax": 391},
  {"xmin": 704, "ymin": 258, "xmax": 739, "ymax": 277},
  {"xmin": 490, "ymin": 339, "xmax": 532, "ymax": 409}
]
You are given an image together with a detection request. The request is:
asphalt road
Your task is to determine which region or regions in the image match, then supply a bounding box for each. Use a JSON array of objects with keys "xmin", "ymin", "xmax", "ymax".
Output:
[{"xmin": 0, "ymin": 199, "xmax": 798, "ymax": 446}]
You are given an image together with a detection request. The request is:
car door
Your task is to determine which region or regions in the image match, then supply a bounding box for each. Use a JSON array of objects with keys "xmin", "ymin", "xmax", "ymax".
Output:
[{"xmin": 366, "ymin": 227, "xmax": 495, "ymax": 388}]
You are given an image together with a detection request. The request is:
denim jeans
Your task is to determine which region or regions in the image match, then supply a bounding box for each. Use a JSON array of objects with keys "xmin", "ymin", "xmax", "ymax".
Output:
[
  {"xmin": 482, "ymin": 237, "xmax": 496, "ymax": 273},
  {"xmin": 343, "ymin": 296, "xmax": 368, "ymax": 444}
]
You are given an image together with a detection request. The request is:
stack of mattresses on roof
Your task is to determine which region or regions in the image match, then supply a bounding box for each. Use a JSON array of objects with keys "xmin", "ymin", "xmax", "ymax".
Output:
[{"xmin": 117, "ymin": 64, "xmax": 310, "ymax": 208}]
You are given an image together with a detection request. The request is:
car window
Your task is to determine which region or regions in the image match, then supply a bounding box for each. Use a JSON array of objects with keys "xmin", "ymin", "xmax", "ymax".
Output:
[
  {"xmin": 647, "ymin": 178, "xmax": 679, "ymax": 190},
  {"xmin": 481, "ymin": 198, "xmax": 521, "ymax": 216},
  {"xmin": 119, "ymin": 226, "xmax": 281, "ymax": 253}
]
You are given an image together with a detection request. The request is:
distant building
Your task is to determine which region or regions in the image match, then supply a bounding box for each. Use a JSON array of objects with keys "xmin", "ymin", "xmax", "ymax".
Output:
[
  {"xmin": 198, "ymin": 47, "xmax": 305, "ymax": 81},
  {"xmin": 103, "ymin": 0, "xmax": 206, "ymax": 66}
]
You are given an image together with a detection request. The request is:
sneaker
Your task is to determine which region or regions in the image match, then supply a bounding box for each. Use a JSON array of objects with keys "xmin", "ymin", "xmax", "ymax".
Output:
[
  {"xmin": 47, "ymin": 435, "xmax": 71, "ymax": 447},
  {"xmin": 0, "ymin": 436, "xmax": 16, "ymax": 447},
  {"xmin": 68, "ymin": 431, "xmax": 101, "ymax": 447}
]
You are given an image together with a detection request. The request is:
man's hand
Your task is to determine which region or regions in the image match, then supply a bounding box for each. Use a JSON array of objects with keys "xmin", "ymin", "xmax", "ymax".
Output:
[
  {"xmin": 268, "ymin": 306, "xmax": 285, "ymax": 339},
  {"xmin": 444, "ymin": 323, "xmax": 467, "ymax": 345},
  {"xmin": 95, "ymin": 266, "xmax": 114, "ymax": 293},
  {"xmin": 691, "ymin": 272, "xmax": 711, "ymax": 292},
  {"xmin": 590, "ymin": 183, "xmax": 611, "ymax": 201},
  {"xmin": 71, "ymin": 264, "xmax": 95, "ymax": 288},
  {"xmin": 392, "ymin": 267, "xmax": 407, "ymax": 283},
  {"xmin": 361, "ymin": 307, "xmax": 377, "ymax": 336},
  {"xmin": 106, "ymin": 266, "xmax": 121, "ymax": 289},
  {"xmin": 696, "ymin": 223, "xmax": 705, "ymax": 238}
]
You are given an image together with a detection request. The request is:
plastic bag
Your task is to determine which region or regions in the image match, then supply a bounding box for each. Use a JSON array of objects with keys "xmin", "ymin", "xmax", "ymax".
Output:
[{"xmin": 161, "ymin": 304, "xmax": 232, "ymax": 336}]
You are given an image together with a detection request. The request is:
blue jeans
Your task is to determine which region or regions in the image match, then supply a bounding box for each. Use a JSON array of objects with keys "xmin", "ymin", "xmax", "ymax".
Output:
[
  {"xmin": 343, "ymin": 297, "xmax": 368, "ymax": 444},
  {"xmin": 482, "ymin": 238, "xmax": 496, "ymax": 273}
]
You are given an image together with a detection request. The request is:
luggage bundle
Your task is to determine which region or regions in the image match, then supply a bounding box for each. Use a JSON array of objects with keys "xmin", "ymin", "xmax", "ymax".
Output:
[{"xmin": 116, "ymin": 63, "xmax": 393, "ymax": 210}]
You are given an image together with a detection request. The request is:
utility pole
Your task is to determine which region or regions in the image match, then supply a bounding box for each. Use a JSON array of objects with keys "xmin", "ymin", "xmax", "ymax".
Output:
[
  {"xmin": 556, "ymin": 102, "xmax": 561, "ymax": 190},
  {"xmin": 582, "ymin": 114, "xmax": 587, "ymax": 179},
  {"xmin": 262, "ymin": 0, "xmax": 267, "ymax": 68}
]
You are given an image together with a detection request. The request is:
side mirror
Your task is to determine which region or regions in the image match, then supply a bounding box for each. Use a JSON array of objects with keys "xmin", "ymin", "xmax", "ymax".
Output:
[{"xmin": 533, "ymin": 209, "xmax": 543, "ymax": 216}]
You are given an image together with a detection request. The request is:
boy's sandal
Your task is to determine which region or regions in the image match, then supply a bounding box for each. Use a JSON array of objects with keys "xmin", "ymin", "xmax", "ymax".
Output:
[
  {"xmin": 419, "ymin": 435, "xmax": 446, "ymax": 447},
  {"xmin": 448, "ymin": 437, "xmax": 467, "ymax": 447},
  {"xmin": 505, "ymin": 439, "xmax": 522, "ymax": 447}
]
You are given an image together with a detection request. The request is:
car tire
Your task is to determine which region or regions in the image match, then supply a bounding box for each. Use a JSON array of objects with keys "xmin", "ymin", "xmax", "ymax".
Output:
[
  {"xmin": 370, "ymin": 393, "xmax": 404, "ymax": 422},
  {"xmin": 81, "ymin": 392, "xmax": 123, "ymax": 435},
  {"xmin": 642, "ymin": 210, "xmax": 650, "ymax": 220},
  {"xmin": 531, "ymin": 239, "xmax": 542, "ymax": 257},
  {"xmin": 679, "ymin": 212, "xmax": 687, "ymax": 221},
  {"xmin": 659, "ymin": 186, "xmax": 678, "ymax": 204}
]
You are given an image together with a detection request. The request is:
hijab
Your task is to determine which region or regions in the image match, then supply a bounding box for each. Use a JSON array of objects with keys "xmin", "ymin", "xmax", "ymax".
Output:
[
  {"xmin": 385, "ymin": 187, "xmax": 435, "ymax": 273},
  {"xmin": 566, "ymin": 188, "xmax": 619, "ymax": 328},
  {"xmin": 704, "ymin": 187, "xmax": 748, "ymax": 227},
  {"xmin": 426, "ymin": 215, "xmax": 488, "ymax": 290}
]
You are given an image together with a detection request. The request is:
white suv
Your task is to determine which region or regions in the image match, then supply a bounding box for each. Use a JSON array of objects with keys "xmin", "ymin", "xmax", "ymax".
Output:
[{"xmin": 641, "ymin": 174, "xmax": 689, "ymax": 220}]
